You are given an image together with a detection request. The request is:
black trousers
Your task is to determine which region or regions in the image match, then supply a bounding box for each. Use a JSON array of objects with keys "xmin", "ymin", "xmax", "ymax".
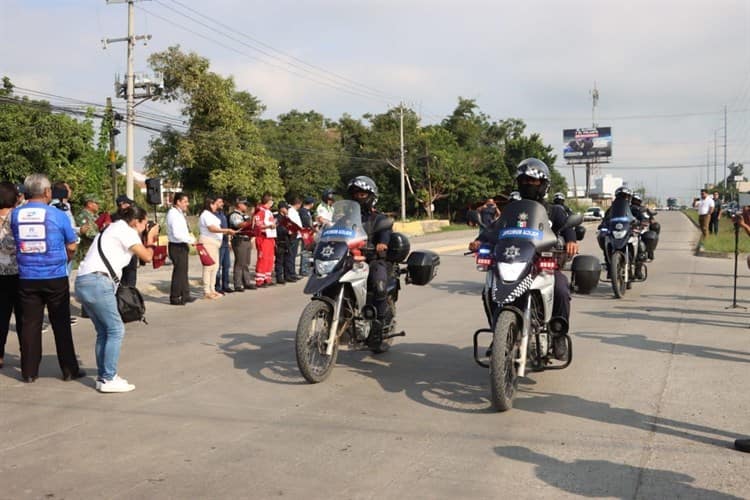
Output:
[
  {"xmin": 169, "ymin": 242, "xmax": 190, "ymax": 302},
  {"xmin": 709, "ymin": 216, "xmax": 720, "ymax": 235},
  {"xmin": 0, "ymin": 274, "xmax": 22, "ymax": 359},
  {"xmin": 275, "ymin": 242, "xmax": 295, "ymax": 281},
  {"xmin": 18, "ymin": 277, "xmax": 80, "ymax": 378},
  {"xmin": 120, "ymin": 254, "xmax": 138, "ymax": 287},
  {"xmin": 553, "ymin": 270, "xmax": 571, "ymax": 322},
  {"xmin": 368, "ymin": 259, "xmax": 389, "ymax": 317}
]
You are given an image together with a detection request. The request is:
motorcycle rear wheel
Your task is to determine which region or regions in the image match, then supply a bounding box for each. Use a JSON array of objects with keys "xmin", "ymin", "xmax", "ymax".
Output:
[
  {"xmin": 296, "ymin": 300, "xmax": 338, "ymax": 383},
  {"xmin": 610, "ymin": 251, "xmax": 626, "ymax": 298},
  {"xmin": 490, "ymin": 310, "xmax": 520, "ymax": 412}
]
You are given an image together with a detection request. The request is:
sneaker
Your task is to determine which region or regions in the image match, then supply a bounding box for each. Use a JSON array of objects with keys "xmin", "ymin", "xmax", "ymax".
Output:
[
  {"xmin": 97, "ymin": 375, "xmax": 135, "ymax": 393},
  {"xmin": 41, "ymin": 323, "xmax": 49, "ymax": 334}
]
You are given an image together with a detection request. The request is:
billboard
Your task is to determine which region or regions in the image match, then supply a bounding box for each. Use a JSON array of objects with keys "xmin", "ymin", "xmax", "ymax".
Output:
[{"xmin": 563, "ymin": 127, "xmax": 612, "ymax": 159}]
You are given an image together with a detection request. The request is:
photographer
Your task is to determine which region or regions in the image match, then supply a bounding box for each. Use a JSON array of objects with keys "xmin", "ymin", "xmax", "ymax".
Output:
[{"xmin": 75, "ymin": 206, "xmax": 159, "ymax": 393}]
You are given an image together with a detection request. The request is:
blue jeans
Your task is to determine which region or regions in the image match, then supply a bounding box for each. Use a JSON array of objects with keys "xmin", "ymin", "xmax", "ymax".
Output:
[
  {"xmin": 75, "ymin": 273, "xmax": 124, "ymax": 381},
  {"xmin": 215, "ymin": 245, "xmax": 231, "ymax": 291}
]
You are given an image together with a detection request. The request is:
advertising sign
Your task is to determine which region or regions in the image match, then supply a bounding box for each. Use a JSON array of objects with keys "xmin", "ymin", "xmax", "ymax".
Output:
[{"xmin": 563, "ymin": 127, "xmax": 612, "ymax": 159}]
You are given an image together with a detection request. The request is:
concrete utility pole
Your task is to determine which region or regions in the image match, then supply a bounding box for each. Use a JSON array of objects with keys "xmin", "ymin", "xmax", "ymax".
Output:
[
  {"xmin": 399, "ymin": 104, "xmax": 406, "ymax": 221},
  {"xmin": 714, "ymin": 129, "xmax": 718, "ymax": 188},
  {"xmin": 104, "ymin": 0, "xmax": 152, "ymax": 200},
  {"xmin": 724, "ymin": 105, "xmax": 728, "ymax": 192}
]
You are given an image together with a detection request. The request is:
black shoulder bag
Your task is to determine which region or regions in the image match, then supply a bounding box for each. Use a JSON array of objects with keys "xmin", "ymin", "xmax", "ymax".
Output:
[{"xmin": 96, "ymin": 229, "xmax": 147, "ymax": 324}]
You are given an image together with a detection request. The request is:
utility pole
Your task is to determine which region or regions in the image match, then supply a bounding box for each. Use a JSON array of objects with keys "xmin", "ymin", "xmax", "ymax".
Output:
[
  {"xmin": 714, "ymin": 129, "xmax": 718, "ymax": 188},
  {"xmin": 724, "ymin": 104, "xmax": 728, "ymax": 197},
  {"xmin": 104, "ymin": 0, "xmax": 152, "ymax": 200},
  {"xmin": 399, "ymin": 103, "xmax": 406, "ymax": 221}
]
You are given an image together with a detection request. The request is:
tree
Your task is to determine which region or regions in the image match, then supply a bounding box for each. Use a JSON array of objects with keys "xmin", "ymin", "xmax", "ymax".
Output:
[
  {"xmin": 258, "ymin": 110, "xmax": 342, "ymax": 200},
  {"xmin": 145, "ymin": 46, "xmax": 283, "ymax": 201},
  {"xmin": 0, "ymin": 78, "xmax": 109, "ymax": 204}
]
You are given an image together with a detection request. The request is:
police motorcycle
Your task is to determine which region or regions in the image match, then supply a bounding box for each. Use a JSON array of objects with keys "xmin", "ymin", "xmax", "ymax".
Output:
[
  {"xmin": 295, "ymin": 200, "xmax": 439, "ymax": 383},
  {"xmin": 471, "ymin": 199, "xmax": 582, "ymax": 411},
  {"xmin": 598, "ymin": 197, "xmax": 648, "ymax": 298}
]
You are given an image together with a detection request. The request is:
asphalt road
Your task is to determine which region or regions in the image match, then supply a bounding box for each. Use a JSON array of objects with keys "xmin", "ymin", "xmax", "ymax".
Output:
[{"xmin": 1, "ymin": 211, "xmax": 748, "ymax": 499}]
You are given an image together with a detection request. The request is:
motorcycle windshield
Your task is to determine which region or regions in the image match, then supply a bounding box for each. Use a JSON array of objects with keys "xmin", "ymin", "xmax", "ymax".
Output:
[
  {"xmin": 607, "ymin": 198, "xmax": 632, "ymax": 226},
  {"xmin": 318, "ymin": 200, "xmax": 368, "ymax": 245},
  {"xmin": 490, "ymin": 199, "xmax": 557, "ymax": 251}
]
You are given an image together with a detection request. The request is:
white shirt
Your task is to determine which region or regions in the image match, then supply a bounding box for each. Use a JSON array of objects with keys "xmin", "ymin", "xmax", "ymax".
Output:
[
  {"xmin": 697, "ymin": 196, "xmax": 715, "ymax": 216},
  {"xmin": 167, "ymin": 206, "xmax": 195, "ymax": 244},
  {"xmin": 316, "ymin": 203, "xmax": 334, "ymax": 227},
  {"xmin": 287, "ymin": 206, "xmax": 303, "ymax": 239},
  {"xmin": 77, "ymin": 220, "xmax": 142, "ymax": 281},
  {"xmin": 199, "ymin": 210, "xmax": 223, "ymax": 242}
]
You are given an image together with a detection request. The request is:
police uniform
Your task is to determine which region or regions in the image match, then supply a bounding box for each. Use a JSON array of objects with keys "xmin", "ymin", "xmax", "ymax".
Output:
[{"xmin": 229, "ymin": 206, "xmax": 254, "ymax": 290}]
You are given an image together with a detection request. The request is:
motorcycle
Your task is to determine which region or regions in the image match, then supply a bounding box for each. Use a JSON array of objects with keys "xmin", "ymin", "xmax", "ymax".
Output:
[
  {"xmin": 295, "ymin": 200, "xmax": 439, "ymax": 383},
  {"xmin": 471, "ymin": 199, "xmax": 582, "ymax": 411},
  {"xmin": 598, "ymin": 198, "xmax": 648, "ymax": 298}
]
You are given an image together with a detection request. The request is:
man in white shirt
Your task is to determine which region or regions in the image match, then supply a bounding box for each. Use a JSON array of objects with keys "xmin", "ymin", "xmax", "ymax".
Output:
[
  {"xmin": 287, "ymin": 197, "xmax": 303, "ymax": 280},
  {"xmin": 697, "ymin": 189, "xmax": 714, "ymax": 240},
  {"xmin": 166, "ymin": 192, "xmax": 196, "ymax": 305}
]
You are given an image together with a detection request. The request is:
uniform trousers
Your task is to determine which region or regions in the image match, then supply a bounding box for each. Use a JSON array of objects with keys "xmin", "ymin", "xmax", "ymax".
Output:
[
  {"xmin": 18, "ymin": 277, "xmax": 81, "ymax": 379},
  {"xmin": 255, "ymin": 235, "xmax": 276, "ymax": 286},
  {"xmin": 232, "ymin": 236, "xmax": 253, "ymax": 289}
]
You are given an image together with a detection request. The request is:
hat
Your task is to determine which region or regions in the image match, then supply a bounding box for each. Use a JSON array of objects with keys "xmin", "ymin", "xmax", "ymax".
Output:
[
  {"xmin": 303, "ymin": 196, "xmax": 315, "ymax": 205},
  {"xmin": 115, "ymin": 195, "xmax": 134, "ymax": 205},
  {"xmin": 83, "ymin": 193, "xmax": 100, "ymax": 204},
  {"xmin": 235, "ymin": 197, "xmax": 248, "ymax": 205},
  {"xmin": 277, "ymin": 201, "xmax": 289, "ymax": 210}
]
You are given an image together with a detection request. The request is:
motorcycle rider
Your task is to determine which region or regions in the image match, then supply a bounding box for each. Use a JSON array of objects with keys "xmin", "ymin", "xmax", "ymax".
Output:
[
  {"xmin": 630, "ymin": 193, "xmax": 658, "ymax": 261},
  {"xmin": 468, "ymin": 158, "xmax": 578, "ymax": 360},
  {"xmin": 346, "ymin": 175, "xmax": 392, "ymax": 349},
  {"xmin": 598, "ymin": 186, "xmax": 636, "ymax": 275},
  {"xmin": 553, "ymin": 192, "xmax": 573, "ymax": 216}
]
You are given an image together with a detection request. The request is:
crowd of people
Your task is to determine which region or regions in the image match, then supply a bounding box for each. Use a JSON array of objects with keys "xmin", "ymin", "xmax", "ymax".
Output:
[{"xmin": 0, "ymin": 173, "xmax": 333, "ymax": 393}]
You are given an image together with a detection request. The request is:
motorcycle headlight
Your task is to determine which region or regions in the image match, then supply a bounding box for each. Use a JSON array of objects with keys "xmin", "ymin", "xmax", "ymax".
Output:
[
  {"xmin": 498, "ymin": 262, "xmax": 527, "ymax": 281},
  {"xmin": 315, "ymin": 260, "xmax": 338, "ymax": 276},
  {"xmin": 613, "ymin": 230, "xmax": 627, "ymax": 239}
]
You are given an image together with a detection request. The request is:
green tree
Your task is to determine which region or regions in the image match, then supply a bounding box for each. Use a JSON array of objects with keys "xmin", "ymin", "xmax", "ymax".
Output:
[
  {"xmin": 258, "ymin": 110, "xmax": 342, "ymax": 200},
  {"xmin": 145, "ymin": 46, "xmax": 283, "ymax": 201}
]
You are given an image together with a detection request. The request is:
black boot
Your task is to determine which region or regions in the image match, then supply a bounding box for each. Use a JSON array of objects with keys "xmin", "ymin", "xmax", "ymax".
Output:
[
  {"xmin": 367, "ymin": 318, "xmax": 384, "ymax": 349},
  {"xmin": 553, "ymin": 335, "xmax": 569, "ymax": 362}
]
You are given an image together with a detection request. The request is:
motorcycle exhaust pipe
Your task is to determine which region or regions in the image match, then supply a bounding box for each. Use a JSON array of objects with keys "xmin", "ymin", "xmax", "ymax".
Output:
[{"xmin": 325, "ymin": 288, "xmax": 345, "ymax": 356}]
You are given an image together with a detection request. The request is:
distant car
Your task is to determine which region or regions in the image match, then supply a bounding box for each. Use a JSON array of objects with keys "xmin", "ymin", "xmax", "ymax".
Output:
[{"xmin": 583, "ymin": 207, "xmax": 603, "ymax": 221}]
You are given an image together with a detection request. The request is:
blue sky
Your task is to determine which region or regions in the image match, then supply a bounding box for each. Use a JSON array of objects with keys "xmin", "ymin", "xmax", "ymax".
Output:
[{"xmin": 1, "ymin": 0, "xmax": 748, "ymax": 204}]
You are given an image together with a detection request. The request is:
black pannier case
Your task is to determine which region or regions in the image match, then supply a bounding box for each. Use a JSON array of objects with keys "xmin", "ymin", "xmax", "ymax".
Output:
[
  {"xmin": 570, "ymin": 254, "xmax": 601, "ymax": 294},
  {"xmin": 406, "ymin": 250, "xmax": 440, "ymax": 285}
]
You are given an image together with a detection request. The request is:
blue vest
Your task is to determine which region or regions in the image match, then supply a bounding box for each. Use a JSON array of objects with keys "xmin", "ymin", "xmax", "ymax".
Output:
[{"xmin": 12, "ymin": 202, "xmax": 77, "ymax": 279}]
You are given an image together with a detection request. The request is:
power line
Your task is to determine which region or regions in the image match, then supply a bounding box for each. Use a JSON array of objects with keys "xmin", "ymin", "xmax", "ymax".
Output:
[
  {"xmin": 157, "ymin": 0, "xmax": 400, "ymax": 103},
  {"xmin": 138, "ymin": 4, "xmax": 396, "ymax": 105}
]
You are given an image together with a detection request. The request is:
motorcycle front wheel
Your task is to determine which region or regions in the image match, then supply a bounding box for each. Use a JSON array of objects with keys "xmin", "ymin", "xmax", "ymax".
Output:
[
  {"xmin": 296, "ymin": 300, "xmax": 338, "ymax": 383},
  {"xmin": 610, "ymin": 251, "xmax": 627, "ymax": 298},
  {"xmin": 490, "ymin": 310, "xmax": 520, "ymax": 412}
]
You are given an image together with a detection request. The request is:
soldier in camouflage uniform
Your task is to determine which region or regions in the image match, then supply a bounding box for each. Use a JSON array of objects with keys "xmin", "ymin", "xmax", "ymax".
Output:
[{"xmin": 75, "ymin": 194, "xmax": 100, "ymax": 262}]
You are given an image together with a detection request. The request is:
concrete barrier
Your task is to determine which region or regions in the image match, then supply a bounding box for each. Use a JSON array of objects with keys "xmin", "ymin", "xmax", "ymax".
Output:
[{"xmin": 393, "ymin": 219, "xmax": 450, "ymax": 236}]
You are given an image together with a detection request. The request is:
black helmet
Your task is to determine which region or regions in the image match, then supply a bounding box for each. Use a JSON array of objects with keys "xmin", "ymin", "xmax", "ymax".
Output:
[
  {"xmin": 347, "ymin": 175, "xmax": 379, "ymax": 212},
  {"xmin": 321, "ymin": 188, "xmax": 335, "ymax": 202},
  {"xmin": 516, "ymin": 158, "xmax": 550, "ymax": 201},
  {"xmin": 553, "ymin": 192, "xmax": 565, "ymax": 204},
  {"xmin": 614, "ymin": 186, "xmax": 632, "ymax": 200},
  {"xmin": 632, "ymin": 193, "xmax": 642, "ymax": 204}
]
